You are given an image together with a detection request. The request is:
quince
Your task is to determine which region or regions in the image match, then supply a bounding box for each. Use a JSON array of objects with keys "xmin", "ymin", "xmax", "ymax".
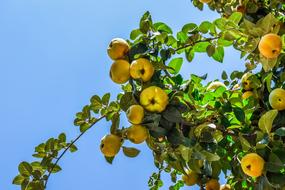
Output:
[
  {"xmin": 269, "ymin": 88, "xmax": 285, "ymax": 111},
  {"xmin": 130, "ymin": 58, "xmax": 154, "ymax": 82},
  {"xmin": 242, "ymin": 91, "xmax": 255, "ymax": 99},
  {"xmin": 258, "ymin": 33, "xmax": 282, "ymax": 59},
  {"xmin": 126, "ymin": 125, "xmax": 148, "ymax": 144},
  {"xmin": 140, "ymin": 86, "xmax": 169, "ymax": 113},
  {"xmin": 100, "ymin": 134, "xmax": 122, "ymax": 157},
  {"xmin": 241, "ymin": 73, "xmax": 254, "ymax": 91},
  {"xmin": 109, "ymin": 60, "xmax": 130, "ymax": 84},
  {"xmin": 206, "ymin": 179, "xmax": 220, "ymax": 190},
  {"xmin": 241, "ymin": 153, "xmax": 264, "ymax": 177},
  {"xmin": 107, "ymin": 38, "xmax": 130, "ymax": 60},
  {"xmin": 126, "ymin": 105, "xmax": 144, "ymax": 124}
]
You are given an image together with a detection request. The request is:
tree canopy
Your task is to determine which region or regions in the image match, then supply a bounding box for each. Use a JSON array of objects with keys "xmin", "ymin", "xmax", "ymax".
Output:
[{"xmin": 13, "ymin": 0, "xmax": 285, "ymax": 189}]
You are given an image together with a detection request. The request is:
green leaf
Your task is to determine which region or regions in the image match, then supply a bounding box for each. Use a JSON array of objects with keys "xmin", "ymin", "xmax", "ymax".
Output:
[
  {"xmin": 239, "ymin": 134, "xmax": 251, "ymax": 151},
  {"xmin": 201, "ymin": 150, "xmax": 220, "ymax": 162},
  {"xmin": 119, "ymin": 92, "xmax": 137, "ymax": 111},
  {"xmin": 12, "ymin": 175, "xmax": 26, "ymax": 185},
  {"xmin": 140, "ymin": 11, "xmax": 152, "ymax": 34},
  {"xmin": 258, "ymin": 110, "xmax": 278, "ymax": 134},
  {"xmin": 260, "ymin": 56, "xmax": 277, "ymax": 72},
  {"xmin": 206, "ymin": 45, "xmax": 215, "ymax": 57},
  {"xmin": 80, "ymin": 122, "xmax": 90, "ymax": 133},
  {"xmin": 198, "ymin": 21, "xmax": 212, "ymax": 33},
  {"xmin": 176, "ymin": 31, "xmax": 188, "ymax": 43},
  {"xmin": 182, "ymin": 23, "xmax": 197, "ymax": 33},
  {"xmin": 69, "ymin": 144, "xmax": 78, "ymax": 153},
  {"xmin": 221, "ymin": 71, "xmax": 228, "ymax": 80},
  {"xmin": 193, "ymin": 42, "xmax": 210, "ymax": 53},
  {"xmin": 212, "ymin": 46, "xmax": 224, "ymax": 63},
  {"xmin": 228, "ymin": 12, "xmax": 243, "ymax": 25},
  {"xmin": 185, "ymin": 48, "xmax": 195, "ymax": 62},
  {"xmin": 122, "ymin": 146, "xmax": 141, "ymax": 158},
  {"xmin": 49, "ymin": 164, "xmax": 61, "ymax": 173},
  {"xmin": 105, "ymin": 156, "xmax": 115, "ymax": 164},
  {"xmin": 154, "ymin": 22, "xmax": 173, "ymax": 34},
  {"xmin": 167, "ymin": 58, "xmax": 183, "ymax": 75},
  {"xmin": 18, "ymin": 162, "xmax": 33, "ymax": 177},
  {"xmin": 233, "ymin": 107, "xmax": 245, "ymax": 122},
  {"xmin": 130, "ymin": 29, "xmax": 142, "ymax": 40},
  {"xmin": 102, "ymin": 93, "xmax": 111, "ymax": 106},
  {"xmin": 58, "ymin": 133, "xmax": 66, "ymax": 142},
  {"xmin": 275, "ymin": 127, "xmax": 285, "ymax": 136}
]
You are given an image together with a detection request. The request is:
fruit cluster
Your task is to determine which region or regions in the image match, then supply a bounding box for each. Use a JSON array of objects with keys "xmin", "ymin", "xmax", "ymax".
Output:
[{"xmin": 100, "ymin": 38, "xmax": 169, "ymax": 158}]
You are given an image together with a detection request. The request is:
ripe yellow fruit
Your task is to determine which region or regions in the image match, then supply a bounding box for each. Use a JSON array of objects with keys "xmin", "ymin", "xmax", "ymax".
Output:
[
  {"xmin": 107, "ymin": 38, "xmax": 130, "ymax": 60},
  {"xmin": 130, "ymin": 58, "xmax": 155, "ymax": 82},
  {"xmin": 206, "ymin": 81, "xmax": 226, "ymax": 91},
  {"xmin": 109, "ymin": 60, "xmax": 130, "ymax": 84},
  {"xmin": 241, "ymin": 153, "xmax": 264, "ymax": 177},
  {"xmin": 242, "ymin": 91, "xmax": 255, "ymax": 99},
  {"xmin": 140, "ymin": 86, "xmax": 169, "ymax": 113},
  {"xmin": 126, "ymin": 105, "xmax": 145, "ymax": 124},
  {"xmin": 258, "ymin": 33, "xmax": 282, "ymax": 59},
  {"xmin": 269, "ymin": 88, "xmax": 285, "ymax": 111},
  {"xmin": 241, "ymin": 73, "xmax": 254, "ymax": 91},
  {"xmin": 199, "ymin": 0, "xmax": 212, "ymax": 3},
  {"xmin": 100, "ymin": 134, "xmax": 122, "ymax": 157},
  {"xmin": 206, "ymin": 179, "xmax": 220, "ymax": 190},
  {"xmin": 182, "ymin": 170, "xmax": 198, "ymax": 186},
  {"xmin": 220, "ymin": 184, "xmax": 231, "ymax": 190},
  {"xmin": 126, "ymin": 125, "xmax": 148, "ymax": 144}
]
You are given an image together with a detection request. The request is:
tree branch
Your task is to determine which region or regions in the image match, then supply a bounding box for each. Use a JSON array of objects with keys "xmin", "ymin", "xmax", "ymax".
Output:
[
  {"xmin": 44, "ymin": 115, "xmax": 106, "ymax": 188},
  {"xmin": 174, "ymin": 37, "xmax": 219, "ymax": 52}
]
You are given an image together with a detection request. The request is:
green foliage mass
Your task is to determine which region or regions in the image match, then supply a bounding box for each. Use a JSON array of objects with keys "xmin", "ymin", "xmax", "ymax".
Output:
[{"xmin": 13, "ymin": 0, "xmax": 285, "ymax": 189}]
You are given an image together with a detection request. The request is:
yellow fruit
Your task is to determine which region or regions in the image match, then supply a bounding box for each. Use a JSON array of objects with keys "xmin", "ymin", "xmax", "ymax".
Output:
[
  {"xmin": 206, "ymin": 81, "xmax": 226, "ymax": 91},
  {"xmin": 241, "ymin": 73, "xmax": 254, "ymax": 91},
  {"xmin": 182, "ymin": 170, "xmax": 198, "ymax": 186},
  {"xmin": 242, "ymin": 91, "xmax": 255, "ymax": 99},
  {"xmin": 206, "ymin": 179, "xmax": 220, "ymax": 190},
  {"xmin": 258, "ymin": 33, "xmax": 282, "ymax": 59},
  {"xmin": 130, "ymin": 58, "xmax": 155, "ymax": 82},
  {"xmin": 199, "ymin": 0, "xmax": 212, "ymax": 3},
  {"xmin": 126, "ymin": 125, "xmax": 148, "ymax": 144},
  {"xmin": 100, "ymin": 134, "xmax": 122, "ymax": 157},
  {"xmin": 109, "ymin": 60, "xmax": 130, "ymax": 84},
  {"xmin": 241, "ymin": 153, "xmax": 264, "ymax": 177},
  {"xmin": 220, "ymin": 184, "xmax": 231, "ymax": 190},
  {"xmin": 269, "ymin": 88, "xmax": 285, "ymax": 111},
  {"xmin": 140, "ymin": 86, "xmax": 169, "ymax": 113},
  {"xmin": 107, "ymin": 38, "xmax": 130, "ymax": 60},
  {"xmin": 126, "ymin": 105, "xmax": 144, "ymax": 124}
]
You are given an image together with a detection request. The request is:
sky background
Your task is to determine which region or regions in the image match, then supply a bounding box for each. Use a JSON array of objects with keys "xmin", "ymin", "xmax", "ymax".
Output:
[{"xmin": 0, "ymin": 0, "xmax": 244, "ymax": 189}]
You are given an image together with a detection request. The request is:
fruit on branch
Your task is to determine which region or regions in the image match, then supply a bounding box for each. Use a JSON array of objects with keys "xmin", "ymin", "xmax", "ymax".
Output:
[
  {"xmin": 100, "ymin": 134, "xmax": 122, "ymax": 157},
  {"xmin": 241, "ymin": 73, "xmax": 254, "ymax": 91},
  {"xmin": 126, "ymin": 125, "xmax": 148, "ymax": 144},
  {"xmin": 220, "ymin": 184, "xmax": 231, "ymax": 190},
  {"xmin": 206, "ymin": 81, "xmax": 226, "ymax": 91},
  {"xmin": 182, "ymin": 170, "xmax": 198, "ymax": 186},
  {"xmin": 240, "ymin": 153, "xmax": 264, "ymax": 177},
  {"xmin": 130, "ymin": 58, "xmax": 154, "ymax": 82},
  {"xmin": 199, "ymin": 0, "xmax": 212, "ymax": 3},
  {"xmin": 140, "ymin": 86, "xmax": 169, "ymax": 113},
  {"xmin": 242, "ymin": 91, "xmax": 254, "ymax": 99},
  {"xmin": 126, "ymin": 105, "xmax": 145, "ymax": 124},
  {"xmin": 269, "ymin": 88, "xmax": 285, "ymax": 111},
  {"xmin": 258, "ymin": 33, "xmax": 282, "ymax": 59},
  {"xmin": 109, "ymin": 60, "xmax": 130, "ymax": 84},
  {"xmin": 107, "ymin": 38, "xmax": 130, "ymax": 60},
  {"xmin": 205, "ymin": 179, "xmax": 220, "ymax": 190}
]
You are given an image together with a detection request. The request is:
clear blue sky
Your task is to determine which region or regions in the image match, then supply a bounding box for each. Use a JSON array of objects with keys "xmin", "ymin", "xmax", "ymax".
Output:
[{"xmin": 0, "ymin": 0, "xmax": 244, "ymax": 189}]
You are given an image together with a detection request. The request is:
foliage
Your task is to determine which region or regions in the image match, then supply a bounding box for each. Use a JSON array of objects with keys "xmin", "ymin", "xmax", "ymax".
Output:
[{"xmin": 13, "ymin": 0, "xmax": 285, "ymax": 189}]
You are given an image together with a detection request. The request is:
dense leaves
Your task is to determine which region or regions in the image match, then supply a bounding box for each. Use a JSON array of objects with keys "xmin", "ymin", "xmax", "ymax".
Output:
[{"xmin": 13, "ymin": 0, "xmax": 285, "ymax": 189}]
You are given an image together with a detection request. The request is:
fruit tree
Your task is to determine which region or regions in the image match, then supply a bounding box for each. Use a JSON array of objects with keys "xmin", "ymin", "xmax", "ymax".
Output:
[{"xmin": 13, "ymin": 0, "xmax": 285, "ymax": 189}]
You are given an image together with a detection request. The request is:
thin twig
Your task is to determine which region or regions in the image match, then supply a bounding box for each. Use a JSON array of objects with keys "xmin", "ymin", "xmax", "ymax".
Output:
[
  {"xmin": 44, "ymin": 115, "xmax": 106, "ymax": 188},
  {"xmin": 174, "ymin": 37, "xmax": 219, "ymax": 52}
]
